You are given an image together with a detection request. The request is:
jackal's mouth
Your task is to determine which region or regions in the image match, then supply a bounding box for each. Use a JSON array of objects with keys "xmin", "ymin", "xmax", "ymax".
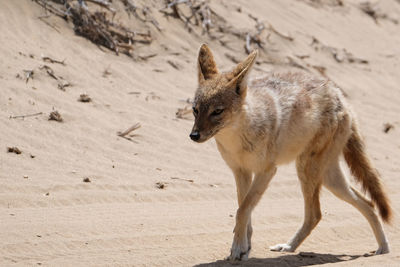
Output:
[{"xmin": 194, "ymin": 127, "xmax": 222, "ymax": 143}]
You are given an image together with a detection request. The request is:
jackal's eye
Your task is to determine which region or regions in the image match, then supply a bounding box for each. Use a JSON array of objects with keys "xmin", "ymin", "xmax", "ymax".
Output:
[
  {"xmin": 192, "ymin": 107, "xmax": 199, "ymax": 116},
  {"xmin": 211, "ymin": 108, "xmax": 224, "ymax": 116}
]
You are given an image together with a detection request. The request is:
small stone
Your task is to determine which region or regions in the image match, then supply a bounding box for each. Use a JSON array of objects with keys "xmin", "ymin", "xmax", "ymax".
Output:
[
  {"xmin": 78, "ymin": 94, "xmax": 92, "ymax": 103},
  {"xmin": 156, "ymin": 182, "xmax": 167, "ymax": 189},
  {"xmin": 83, "ymin": 177, "xmax": 91, "ymax": 183},
  {"xmin": 7, "ymin": 147, "xmax": 21, "ymax": 154},
  {"xmin": 23, "ymin": 175, "xmax": 28, "ymax": 179},
  {"xmin": 383, "ymin": 123, "xmax": 394, "ymax": 133}
]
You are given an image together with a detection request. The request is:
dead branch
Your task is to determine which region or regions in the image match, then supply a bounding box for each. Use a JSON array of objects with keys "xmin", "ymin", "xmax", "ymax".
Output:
[
  {"xmin": 117, "ymin": 122, "xmax": 141, "ymax": 137},
  {"xmin": 170, "ymin": 177, "xmax": 194, "ymax": 183},
  {"xmin": 167, "ymin": 60, "xmax": 180, "ymax": 70},
  {"xmin": 310, "ymin": 36, "xmax": 368, "ymax": 64},
  {"xmin": 7, "ymin": 147, "xmax": 22, "ymax": 154},
  {"xmin": 176, "ymin": 105, "xmax": 192, "ymax": 119},
  {"xmin": 86, "ymin": 0, "xmax": 115, "ymax": 12},
  {"xmin": 160, "ymin": 0, "xmax": 224, "ymax": 36},
  {"xmin": 121, "ymin": 1, "xmax": 162, "ymax": 32},
  {"xmin": 268, "ymin": 23, "xmax": 293, "ymax": 41},
  {"xmin": 33, "ymin": 0, "xmax": 69, "ymax": 19},
  {"xmin": 138, "ymin": 53, "xmax": 158, "ymax": 61},
  {"xmin": 39, "ymin": 65, "xmax": 58, "ymax": 80},
  {"xmin": 38, "ymin": 16, "xmax": 61, "ymax": 33},
  {"xmin": 9, "ymin": 112, "xmax": 43, "ymax": 119},
  {"xmin": 34, "ymin": 0, "xmax": 153, "ymax": 56},
  {"xmin": 225, "ymin": 53, "xmax": 240, "ymax": 64},
  {"xmin": 245, "ymin": 33, "xmax": 252, "ymax": 54},
  {"xmin": 58, "ymin": 80, "xmax": 71, "ymax": 91},
  {"xmin": 42, "ymin": 55, "xmax": 66, "ymax": 65},
  {"xmin": 23, "ymin": 70, "xmax": 34, "ymax": 83}
]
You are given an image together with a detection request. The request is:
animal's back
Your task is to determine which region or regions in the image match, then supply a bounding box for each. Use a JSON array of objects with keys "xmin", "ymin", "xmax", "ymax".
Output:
[{"xmin": 248, "ymin": 72, "xmax": 349, "ymax": 164}]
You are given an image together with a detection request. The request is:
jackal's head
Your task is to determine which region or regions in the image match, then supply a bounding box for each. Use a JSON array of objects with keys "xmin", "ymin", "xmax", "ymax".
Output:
[{"xmin": 190, "ymin": 44, "xmax": 257, "ymax": 143}]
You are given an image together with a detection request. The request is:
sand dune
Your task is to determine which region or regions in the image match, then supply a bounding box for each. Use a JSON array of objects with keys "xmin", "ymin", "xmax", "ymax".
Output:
[{"xmin": 1, "ymin": 0, "xmax": 399, "ymax": 266}]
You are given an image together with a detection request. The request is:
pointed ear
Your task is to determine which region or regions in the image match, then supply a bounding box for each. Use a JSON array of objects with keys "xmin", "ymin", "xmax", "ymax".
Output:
[
  {"xmin": 197, "ymin": 44, "xmax": 219, "ymax": 84},
  {"xmin": 227, "ymin": 50, "xmax": 258, "ymax": 96}
]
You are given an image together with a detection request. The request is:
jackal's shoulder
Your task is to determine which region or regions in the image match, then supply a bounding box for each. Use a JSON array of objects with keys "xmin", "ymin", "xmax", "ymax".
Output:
[
  {"xmin": 249, "ymin": 72, "xmax": 327, "ymax": 93},
  {"xmin": 247, "ymin": 71, "xmax": 347, "ymax": 127}
]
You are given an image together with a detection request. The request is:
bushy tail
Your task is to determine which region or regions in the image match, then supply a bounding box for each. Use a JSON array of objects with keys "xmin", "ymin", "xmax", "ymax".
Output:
[{"xmin": 343, "ymin": 124, "xmax": 392, "ymax": 223}]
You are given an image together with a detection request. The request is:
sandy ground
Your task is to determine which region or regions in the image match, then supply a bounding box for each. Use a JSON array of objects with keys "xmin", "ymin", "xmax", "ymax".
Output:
[{"xmin": 1, "ymin": 0, "xmax": 400, "ymax": 266}]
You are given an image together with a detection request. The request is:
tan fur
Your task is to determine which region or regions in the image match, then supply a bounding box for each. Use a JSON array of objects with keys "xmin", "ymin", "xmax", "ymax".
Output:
[
  {"xmin": 190, "ymin": 44, "xmax": 391, "ymax": 261},
  {"xmin": 343, "ymin": 125, "xmax": 392, "ymax": 222}
]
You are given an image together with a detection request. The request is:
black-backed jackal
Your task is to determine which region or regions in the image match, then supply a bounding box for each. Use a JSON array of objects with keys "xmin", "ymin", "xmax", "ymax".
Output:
[{"xmin": 190, "ymin": 44, "xmax": 391, "ymax": 261}]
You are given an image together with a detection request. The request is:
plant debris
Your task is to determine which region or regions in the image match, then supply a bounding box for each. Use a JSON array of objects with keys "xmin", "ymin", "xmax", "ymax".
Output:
[
  {"xmin": 58, "ymin": 80, "xmax": 71, "ymax": 91},
  {"xmin": 176, "ymin": 105, "xmax": 192, "ymax": 120},
  {"xmin": 7, "ymin": 147, "xmax": 22, "ymax": 154},
  {"xmin": 83, "ymin": 177, "xmax": 91, "ymax": 183},
  {"xmin": 170, "ymin": 177, "xmax": 194, "ymax": 183},
  {"xmin": 310, "ymin": 36, "xmax": 368, "ymax": 64},
  {"xmin": 78, "ymin": 93, "xmax": 92, "ymax": 102},
  {"xmin": 9, "ymin": 112, "xmax": 43, "ymax": 119},
  {"xmin": 117, "ymin": 122, "xmax": 141, "ymax": 138},
  {"xmin": 145, "ymin": 92, "xmax": 161, "ymax": 101},
  {"xmin": 33, "ymin": 0, "xmax": 154, "ymax": 56},
  {"xmin": 359, "ymin": 2, "xmax": 398, "ymax": 24},
  {"xmin": 166, "ymin": 60, "xmax": 181, "ymax": 70},
  {"xmin": 103, "ymin": 66, "xmax": 112, "ymax": 77},
  {"xmin": 42, "ymin": 55, "xmax": 66, "ymax": 65},
  {"xmin": 40, "ymin": 65, "xmax": 58, "ymax": 80},
  {"xmin": 24, "ymin": 69, "xmax": 34, "ymax": 83},
  {"xmin": 383, "ymin": 123, "xmax": 394, "ymax": 133},
  {"xmin": 49, "ymin": 110, "xmax": 63, "ymax": 122},
  {"xmin": 38, "ymin": 65, "xmax": 72, "ymax": 90},
  {"xmin": 160, "ymin": 0, "xmax": 222, "ymax": 35},
  {"xmin": 155, "ymin": 181, "xmax": 167, "ymax": 189}
]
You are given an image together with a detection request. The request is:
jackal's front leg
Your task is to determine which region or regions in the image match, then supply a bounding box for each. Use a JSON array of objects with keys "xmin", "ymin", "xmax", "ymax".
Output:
[
  {"xmin": 228, "ymin": 166, "xmax": 277, "ymax": 261},
  {"xmin": 233, "ymin": 169, "xmax": 253, "ymax": 247}
]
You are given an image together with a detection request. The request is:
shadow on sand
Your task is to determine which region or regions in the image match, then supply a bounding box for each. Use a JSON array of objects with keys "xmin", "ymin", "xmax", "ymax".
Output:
[{"xmin": 194, "ymin": 252, "xmax": 366, "ymax": 267}]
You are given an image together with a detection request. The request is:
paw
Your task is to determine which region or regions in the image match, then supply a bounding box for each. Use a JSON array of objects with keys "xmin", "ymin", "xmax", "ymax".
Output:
[
  {"xmin": 269, "ymin": 243, "xmax": 294, "ymax": 252},
  {"xmin": 226, "ymin": 239, "xmax": 251, "ymax": 261},
  {"xmin": 375, "ymin": 243, "xmax": 390, "ymax": 255}
]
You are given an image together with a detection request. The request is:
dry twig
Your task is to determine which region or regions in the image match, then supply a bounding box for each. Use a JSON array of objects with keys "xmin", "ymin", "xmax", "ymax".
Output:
[
  {"xmin": 78, "ymin": 94, "xmax": 92, "ymax": 102},
  {"xmin": 7, "ymin": 147, "xmax": 22, "ymax": 154},
  {"xmin": 155, "ymin": 181, "xmax": 167, "ymax": 189},
  {"xmin": 383, "ymin": 123, "xmax": 394, "ymax": 133},
  {"xmin": 49, "ymin": 110, "xmax": 63, "ymax": 122},
  {"xmin": 268, "ymin": 23, "xmax": 293, "ymax": 41},
  {"xmin": 42, "ymin": 55, "xmax": 66, "ymax": 65},
  {"xmin": 34, "ymin": 0, "xmax": 153, "ymax": 56},
  {"xmin": 40, "ymin": 65, "xmax": 58, "ymax": 80},
  {"xmin": 170, "ymin": 177, "xmax": 194, "ymax": 183},
  {"xmin": 117, "ymin": 122, "xmax": 141, "ymax": 137},
  {"xmin": 9, "ymin": 112, "xmax": 43, "ymax": 119},
  {"xmin": 24, "ymin": 70, "xmax": 34, "ymax": 83},
  {"xmin": 176, "ymin": 105, "xmax": 192, "ymax": 119}
]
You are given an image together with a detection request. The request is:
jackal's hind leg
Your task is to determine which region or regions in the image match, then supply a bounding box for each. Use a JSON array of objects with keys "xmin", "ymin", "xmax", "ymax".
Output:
[{"xmin": 323, "ymin": 161, "xmax": 389, "ymax": 254}]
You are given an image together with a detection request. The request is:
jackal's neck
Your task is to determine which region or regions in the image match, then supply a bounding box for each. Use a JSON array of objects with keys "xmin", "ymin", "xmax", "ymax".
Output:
[{"xmin": 214, "ymin": 100, "xmax": 251, "ymax": 143}]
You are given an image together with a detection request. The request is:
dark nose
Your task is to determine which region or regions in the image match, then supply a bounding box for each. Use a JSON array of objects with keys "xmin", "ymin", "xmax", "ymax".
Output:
[{"xmin": 190, "ymin": 131, "xmax": 200, "ymax": 141}]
